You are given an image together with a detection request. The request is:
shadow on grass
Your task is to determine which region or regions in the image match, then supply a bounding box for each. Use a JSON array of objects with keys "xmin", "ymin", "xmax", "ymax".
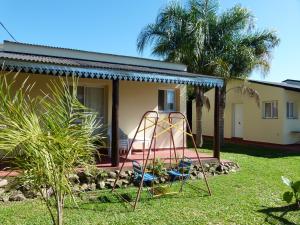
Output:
[
  {"xmin": 257, "ymin": 204, "xmax": 300, "ymax": 225},
  {"xmin": 200, "ymin": 140, "xmax": 300, "ymax": 159},
  {"xmin": 64, "ymin": 182, "xmax": 210, "ymax": 213}
]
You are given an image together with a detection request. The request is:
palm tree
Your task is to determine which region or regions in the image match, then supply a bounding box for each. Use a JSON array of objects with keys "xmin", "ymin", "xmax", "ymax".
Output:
[
  {"xmin": 203, "ymin": 5, "xmax": 280, "ymax": 144},
  {"xmin": 137, "ymin": 0, "xmax": 217, "ymax": 147},
  {"xmin": 137, "ymin": 0, "xmax": 279, "ymax": 146}
]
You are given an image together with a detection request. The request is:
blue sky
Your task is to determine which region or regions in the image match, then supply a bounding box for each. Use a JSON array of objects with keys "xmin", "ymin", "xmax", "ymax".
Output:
[{"xmin": 1, "ymin": 0, "xmax": 299, "ymax": 82}]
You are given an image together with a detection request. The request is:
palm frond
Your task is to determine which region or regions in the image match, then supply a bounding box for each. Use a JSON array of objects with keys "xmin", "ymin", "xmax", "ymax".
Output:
[{"xmin": 227, "ymin": 83, "xmax": 261, "ymax": 107}]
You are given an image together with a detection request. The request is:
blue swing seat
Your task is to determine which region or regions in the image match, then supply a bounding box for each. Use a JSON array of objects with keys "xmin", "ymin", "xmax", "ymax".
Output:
[
  {"xmin": 132, "ymin": 160, "xmax": 157, "ymax": 183},
  {"xmin": 168, "ymin": 158, "xmax": 192, "ymax": 179}
]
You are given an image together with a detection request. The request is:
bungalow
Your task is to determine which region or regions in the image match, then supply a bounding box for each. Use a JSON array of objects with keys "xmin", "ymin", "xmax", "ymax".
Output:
[
  {"xmin": 193, "ymin": 79, "xmax": 300, "ymax": 146},
  {"xmin": 0, "ymin": 40, "xmax": 223, "ymax": 167}
]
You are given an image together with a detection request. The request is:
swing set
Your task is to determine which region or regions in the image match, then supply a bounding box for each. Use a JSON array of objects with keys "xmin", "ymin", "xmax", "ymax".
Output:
[{"xmin": 111, "ymin": 111, "xmax": 211, "ymax": 210}]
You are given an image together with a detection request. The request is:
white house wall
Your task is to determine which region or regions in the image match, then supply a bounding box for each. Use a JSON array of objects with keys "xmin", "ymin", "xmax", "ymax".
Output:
[
  {"xmin": 4, "ymin": 72, "xmax": 187, "ymax": 150},
  {"xmin": 193, "ymin": 79, "xmax": 300, "ymax": 145}
]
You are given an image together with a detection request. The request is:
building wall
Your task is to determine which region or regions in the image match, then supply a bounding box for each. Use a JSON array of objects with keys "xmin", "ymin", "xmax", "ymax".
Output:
[
  {"xmin": 193, "ymin": 79, "xmax": 300, "ymax": 145},
  {"xmin": 283, "ymin": 90, "xmax": 300, "ymax": 144},
  {"xmin": 3, "ymin": 72, "xmax": 186, "ymax": 150}
]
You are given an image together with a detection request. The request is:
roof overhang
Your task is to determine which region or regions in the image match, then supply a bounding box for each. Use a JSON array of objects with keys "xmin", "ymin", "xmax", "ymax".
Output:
[
  {"xmin": 1, "ymin": 59, "xmax": 224, "ymax": 87},
  {"xmin": 0, "ymin": 41, "xmax": 224, "ymax": 88}
]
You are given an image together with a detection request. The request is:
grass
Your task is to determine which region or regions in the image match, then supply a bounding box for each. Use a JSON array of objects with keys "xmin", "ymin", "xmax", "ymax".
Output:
[{"xmin": 1, "ymin": 143, "xmax": 300, "ymax": 225}]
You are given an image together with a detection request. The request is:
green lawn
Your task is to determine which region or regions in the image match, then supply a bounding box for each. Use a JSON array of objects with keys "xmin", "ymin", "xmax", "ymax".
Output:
[{"xmin": 1, "ymin": 143, "xmax": 300, "ymax": 225}]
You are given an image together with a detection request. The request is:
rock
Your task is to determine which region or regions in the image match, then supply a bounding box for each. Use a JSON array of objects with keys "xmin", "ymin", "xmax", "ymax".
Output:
[
  {"xmin": 22, "ymin": 189, "xmax": 38, "ymax": 199},
  {"xmin": 0, "ymin": 179, "xmax": 8, "ymax": 188},
  {"xmin": 191, "ymin": 170, "xmax": 198, "ymax": 176},
  {"xmin": 115, "ymin": 180, "xmax": 122, "ymax": 188},
  {"xmin": 190, "ymin": 175, "xmax": 196, "ymax": 180},
  {"xmin": 106, "ymin": 178, "xmax": 116, "ymax": 183},
  {"xmin": 159, "ymin": 177, "xmax": 166, "ymax": 183},
  {"xmin": 96, "ymin": 181, "xmax": 106, "ymax": 190},
  {"xmin": 197, "ymin": 172, "xmax": 204, "ymax": 179},
  {"xmin": 115, "ymin": 170, "xmax": 120, "ymax": 174},
  {"xmin": 120, "ymin": 179, "xmax": 129, "ymax": 185},
  {"xmin": 0, "ymin": 195, "xmax": 9, "ymax": 203},
  {"xmin": 72, "ymin": 184, "xmax": 81, "ymax": 193},
  {"xmin": 96, "ymin": 172, "xmax": 108, "ymax": 182},
  {"xmin": 105, "ymin": 181, "xmax": 117, "ymax": 189},
  {"xmin": 125, "ymin": 170, "xmax": 133, "ymax": 176},
  {"xmin": 0, "ymin": 188, "xmax": 5, "ymax": 195},
  {"xmin": 119, "ymin": 171, "xmax": 127, "ymax": 179},
  {"xmin": 80, "ymin": 183, "xmax": 89, "ymax": 191},
  {"xmin": 105, "ymin": 182, "xmax": 111, "ymax": 188},
  {"xmin": 204, "ymin": 163, "xmax": 210, "ymax": 169},
  {"xmin": 108, "ymin": 171, "xmax": 117, "ymax": 179},
  {"xmin": 68, "ymin": 174, "xmax": 79, "ymax": 184},
  {"xmin": 89, "ymin": 183, "xmax": 96, "ymax": 191},
  {"xmin": 78, "ymin": 171, "xmax": 93, "ymax": 184},
  {"xmin": 216, "ymin": 165, "xmax": 223, "ymax": 172},
  {"xmin": 9, "ymin": 191, "xmax": 26, "ymax": 201}
]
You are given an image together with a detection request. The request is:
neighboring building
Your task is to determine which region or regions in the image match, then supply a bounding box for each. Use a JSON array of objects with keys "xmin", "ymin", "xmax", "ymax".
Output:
[
  {"xmin": 193, "ymin": 79, "xmax": 300, "ymax": 145},
  {"xmin": 0, "ymin": 40, "xmax": 223, "ymax": 166}
]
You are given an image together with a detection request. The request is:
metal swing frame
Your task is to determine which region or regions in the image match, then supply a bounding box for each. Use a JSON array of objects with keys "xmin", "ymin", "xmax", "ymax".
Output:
[{"xmin": 111, "ymin": 111, "xmax": 211, "ymax": 210}]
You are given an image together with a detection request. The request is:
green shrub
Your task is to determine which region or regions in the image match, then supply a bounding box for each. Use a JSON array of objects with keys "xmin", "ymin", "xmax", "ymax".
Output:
[{"xmin": 281, "ymin": 176, "xmax": 300, "ymax": 208}]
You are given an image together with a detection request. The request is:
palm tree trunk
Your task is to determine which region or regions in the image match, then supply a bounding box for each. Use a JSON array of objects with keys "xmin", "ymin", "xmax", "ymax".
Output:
[
  {"xmin": 219, "ymin": 85, "xmax": 226, "ymax": 146},
  {"xmin": 56, "ymin": 192, "xmax": 64, "ymax": 225},
  {"xmin": 195, "ymin": 86, "xmax": 204, "ymax": 147}
]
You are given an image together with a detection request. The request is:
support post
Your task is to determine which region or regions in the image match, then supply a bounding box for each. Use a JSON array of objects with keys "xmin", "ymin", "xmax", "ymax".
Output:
[
  {"xmin": 213, "ymin": 86, "xmax": 221, "ymax": 160},
  {"xmin": 111, "ymin": 79, "xmax": 119, "ymax": 167}
]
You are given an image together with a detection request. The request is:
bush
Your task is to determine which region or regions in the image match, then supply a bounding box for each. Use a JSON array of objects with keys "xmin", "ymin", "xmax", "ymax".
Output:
[{"xmin": 281, "ymin": 176, "xmax": 300, "ymax": 208}]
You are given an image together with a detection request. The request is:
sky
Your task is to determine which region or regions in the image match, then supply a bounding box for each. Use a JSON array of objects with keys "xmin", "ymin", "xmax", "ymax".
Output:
[{"xmin": 1, "ymin": 0, "xmax": 300, "ymax": 82}]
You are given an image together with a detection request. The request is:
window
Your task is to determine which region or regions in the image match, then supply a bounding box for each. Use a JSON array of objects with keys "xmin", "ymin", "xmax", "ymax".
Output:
[
  {"xmin": 158, "ymin": 89, "xmax": 176, "ymax": 112},
  {"xmin": 287, "ymin": 102, "xmax": 297, "ymax": 119},
  {"xmin": 263, "ymin": 101, "xmax": 278, "ymax": 119},
  {"xmin": 70, "ymin": 85, "xmax": 106, "ymax": 122}
]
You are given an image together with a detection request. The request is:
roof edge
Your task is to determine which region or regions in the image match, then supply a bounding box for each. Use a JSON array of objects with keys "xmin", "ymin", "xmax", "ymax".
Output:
[{"xmin": 2, "ymin": 40, "xmax": 187, "ymax": 72}]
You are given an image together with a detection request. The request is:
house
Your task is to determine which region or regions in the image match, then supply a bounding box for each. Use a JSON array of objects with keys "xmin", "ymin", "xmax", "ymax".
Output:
[
  {"xmin": 0, "ymin": 40, "xmax": 224, "ymax": 167},
  {"xmin": 193, "ymin": 79, "xmax": 300, "ymax": 146}
]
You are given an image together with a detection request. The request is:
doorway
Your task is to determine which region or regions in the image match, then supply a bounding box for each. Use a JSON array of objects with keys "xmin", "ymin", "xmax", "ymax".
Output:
[{"xmin": 233, "ymin": 104, "xmax": 244, "ymax": 138}]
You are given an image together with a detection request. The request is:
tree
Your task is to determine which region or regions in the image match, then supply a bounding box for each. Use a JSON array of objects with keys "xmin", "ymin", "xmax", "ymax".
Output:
[
  {"xmin": 137, "ymin": 0, "xmax": 217, "ymax": 147},
  {"xmin": 137, "ymin": 0, "xmax": 279, "ymax": 146},
  {"xmin": 203, "ymin": 4, "xmax": 280, "ymax": 144},
  {"xmin": 0, "ymin": 74, "xmax": 101, "ymax": 225}
]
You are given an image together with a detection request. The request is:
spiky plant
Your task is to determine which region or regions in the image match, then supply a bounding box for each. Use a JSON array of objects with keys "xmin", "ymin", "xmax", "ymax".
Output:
[{"xmin": 0, "ymin": 74, "xmax": 101, "ymax": 225}]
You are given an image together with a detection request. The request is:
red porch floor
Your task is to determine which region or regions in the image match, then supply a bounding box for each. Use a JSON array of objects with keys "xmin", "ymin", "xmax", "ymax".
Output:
[
  {"xmin": 0, "ymin": 149, "xmax": 220, "ymax": 177},
  {"xmin": 96, "ymin": 148, "xmax": 219, "ymax": 171}
]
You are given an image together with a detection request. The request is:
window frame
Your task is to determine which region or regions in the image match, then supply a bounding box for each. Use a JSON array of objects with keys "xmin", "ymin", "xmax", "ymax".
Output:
[
  {"xmin": 69, "ymin": 84, "xmax": 107, "ymax": 122},
  {"xmin": 262, "ymin": 100, "xmax": 278, "ymax": 119},
  {"xmin": 158, "ymin": 89, "xmax": 177, "ymax": 113},
  {"xmin": 287, "ymin": 101, "xmax": 297, "ymax": 119}
]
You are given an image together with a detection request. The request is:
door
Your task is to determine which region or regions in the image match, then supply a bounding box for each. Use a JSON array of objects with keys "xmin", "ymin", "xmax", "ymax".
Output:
[{"xmin": 233, "ymin": 104, "xmax": 244, "ymax": 138}]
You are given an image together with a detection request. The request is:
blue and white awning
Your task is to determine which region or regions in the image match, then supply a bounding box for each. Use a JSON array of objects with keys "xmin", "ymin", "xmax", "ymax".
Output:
[{"xmin": 1, "ymin": 60, "xmax": 224, "ymax": 87}]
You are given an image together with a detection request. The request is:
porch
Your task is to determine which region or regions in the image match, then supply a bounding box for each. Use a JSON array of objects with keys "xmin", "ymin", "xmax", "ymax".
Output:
[{"xmin": 0, "ymin": 41, "xmax": 224, "ymax": 168}]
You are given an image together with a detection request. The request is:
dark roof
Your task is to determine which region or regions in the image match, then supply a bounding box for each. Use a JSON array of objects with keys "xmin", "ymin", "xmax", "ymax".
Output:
[
  {"xmin": 249, "ymin": 79, "xmax": 300, "ymax": 92},
  {"xmin": 0, "ymin": 41, "xmax": 224, "ymax": 87},
  {"xmin": 282, "ymin": 79, "xmax": 300, "ymax": 86},
  {"xmin": 1, "ymin": 40, "xmax": 186, "ymax": 69},
  {"xmin": 0, "ymin": 51, "xmax": 210, "ymax": 78}
]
